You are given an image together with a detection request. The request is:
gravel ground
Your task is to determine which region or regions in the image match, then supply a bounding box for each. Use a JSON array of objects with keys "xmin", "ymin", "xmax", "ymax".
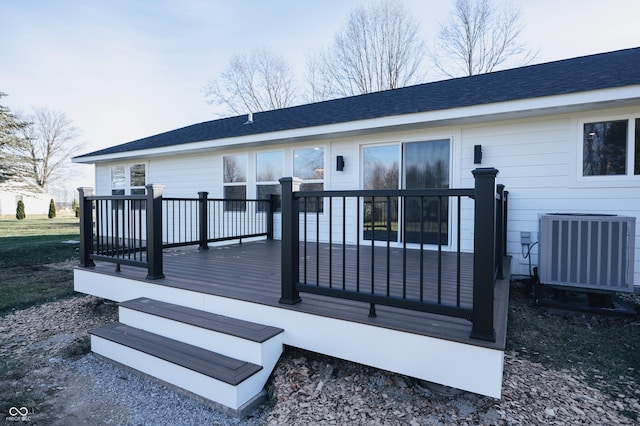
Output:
[{"xmin": 1, "ymin": 295, "xmax": 638, "ymax": 425}]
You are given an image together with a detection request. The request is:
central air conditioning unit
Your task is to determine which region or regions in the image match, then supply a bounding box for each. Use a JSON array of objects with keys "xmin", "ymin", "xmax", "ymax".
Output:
[{"xmin": 539, "ymin": 214, "xmax": 636, "ymax": 293}]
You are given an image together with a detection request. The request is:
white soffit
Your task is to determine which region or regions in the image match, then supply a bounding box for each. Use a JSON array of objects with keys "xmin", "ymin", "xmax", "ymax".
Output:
[{"xmin": 74, "ymin": 85, "xmax": 640, "ymax": 164}]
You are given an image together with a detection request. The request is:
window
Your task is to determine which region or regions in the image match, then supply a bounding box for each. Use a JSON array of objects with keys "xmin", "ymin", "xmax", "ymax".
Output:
[
  {"xmin": 294, "ymin": 147, "xmax": 324, "ymax": 212},
  {"xmin": 111, "ymin": 166, "xmax": 125, "ymax": 196},
  {"xmin": 256, "ymin": 151, "xmax": 282, "ymax": 212},
  {"xmin": 110, "ymin": 164, "xmax": 146, "ymax": 209},
  {"xmin": 223, "ymin": 154, "xmax": 247, "ymax": 211},
  {"xmin": 582, "ymin": 118, "xmax": 640, "ymax": 177},
  {"xmin": 130, "ymin": 164, "xmax": 146, "ymax": 195},
  {"xmin": 110, "ymin": 164, "xmax": 146, "ymax": 194}
]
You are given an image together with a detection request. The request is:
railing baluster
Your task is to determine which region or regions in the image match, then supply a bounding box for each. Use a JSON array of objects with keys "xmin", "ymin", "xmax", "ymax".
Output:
[
  {"xmin": 437, "ymin": 195, "xmax": 443, "ymax": 305},
  {"xmin": 370, "ymin": 196, "xmax": 376, "ymax": 318},
  {"xmin": 457, "ymin": 195, "xmax": 462, "ymax": 308},
  {"xmin": 420, "ymin": 196, "xmax": 424, "ymax": 302},
  {"xmin": 386, "ymin": 195, "xmax": 391, "ymax": 297},
  {"xmin": 370, "ymin": 196, "xmax": 375, "ymax": 294},
  {"xmin": 402, "ymin": 196, "xmax": 407, "ymax": 300},
  {"xmin": 316, "ymin": 196, "xmax": 320, "ymax": 286},
  {"xmin": 356, "ymin": 196, "xmax": 360, "ymax": 293},
  {"xmin": 304, "ymin": 197, "xmax": 308, "ymax": 285},
  {"xmin": 329, "ymin": 197, "xmax": 333, "ymax": 289},
  {"xmin": 342, "ymin": 196, "xmax": 346, "ymax": 290}
]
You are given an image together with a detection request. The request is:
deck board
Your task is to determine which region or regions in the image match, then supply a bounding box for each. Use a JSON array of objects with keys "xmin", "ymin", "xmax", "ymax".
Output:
[
  {"xmin": 85, "ymin": 239, "xmax": 509, "ymax": 350},
  {"xmin": 90, "ymin": 323, "xmax": 262, "ymax": 385},
  {"xmin": 120, "ymin": 298, "xmax": 284, "ymax": 342}
]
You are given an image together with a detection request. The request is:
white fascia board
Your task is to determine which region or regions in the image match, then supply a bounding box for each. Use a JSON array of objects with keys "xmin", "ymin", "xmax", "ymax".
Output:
[{"xmin": 74, "ymin": 85, "xmax": 640, "ymax": 164}]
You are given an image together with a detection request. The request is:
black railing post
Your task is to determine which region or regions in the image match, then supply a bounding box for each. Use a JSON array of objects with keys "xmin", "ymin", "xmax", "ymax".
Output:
[
  {"xmin": 198, "ymin": 191, "xmax": 209, "ymax": 250},
  {"xmin": 146, "ymin": 184, "xmax": 165, "ymax": 279},
  {"xmin": 267, "ymin": 193, "xmax": 277, "ymax": 240},
  {"xmin": 78, "ymin": 187, "xmax": 95, "ymax": 267},
  {"xmin": 503, "ymin": 191, "xmax": 509, "ymax": 256},
  {"xmin": 495, "ymin": 184, "xmax": 505, "ymax": 280},
  {"xmin": 279, "ymin": 177, "xmax": 302, "ymax": 304},
  {"xmin": 470, "ymin": 168, "xmax": 498, "ymax": 342}
]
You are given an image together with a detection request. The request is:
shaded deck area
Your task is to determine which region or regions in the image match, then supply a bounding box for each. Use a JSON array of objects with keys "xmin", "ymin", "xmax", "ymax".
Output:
[{"xmin": 82, "ymin": 239, "xmax": 509, "ymax": 350}]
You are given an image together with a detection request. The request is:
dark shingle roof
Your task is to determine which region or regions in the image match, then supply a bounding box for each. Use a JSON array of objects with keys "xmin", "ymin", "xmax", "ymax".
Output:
[{"xmin": 76, "ymin": 47, "xmax": 640, "ymax": 159}]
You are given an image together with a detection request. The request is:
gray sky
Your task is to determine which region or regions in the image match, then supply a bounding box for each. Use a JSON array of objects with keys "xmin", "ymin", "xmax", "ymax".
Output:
[{"xmin": 1, "ymin": 0, "xmax": 638, "ymax": 196}]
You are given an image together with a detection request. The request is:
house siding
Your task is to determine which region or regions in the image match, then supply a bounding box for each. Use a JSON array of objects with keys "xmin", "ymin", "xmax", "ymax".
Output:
[
  {"xmin": 0, "ymin": 190, "xmax": 52, "ymax": 217},
  {"xmin": 458, "ymin": 107, "xmax": 640, "ymax": 285},
  {"xmin": 93, "ymin": 105, "xmax": 640, "ymax": 287}
]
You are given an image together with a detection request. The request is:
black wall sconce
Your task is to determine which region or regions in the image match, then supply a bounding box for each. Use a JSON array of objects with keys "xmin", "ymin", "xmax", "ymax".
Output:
[
  {"xmin": 336, "ymin": 155, "xmax": 345, "ymax": 171},
  {"xmin": 474, "ymin": 145, "xmax": 482, "ymax": 164}
]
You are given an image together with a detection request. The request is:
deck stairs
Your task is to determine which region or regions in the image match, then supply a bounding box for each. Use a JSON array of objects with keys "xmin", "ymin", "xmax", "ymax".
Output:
[{"xmin": 88, "ymin": 297, "xmax": 284, "ymax": 416}]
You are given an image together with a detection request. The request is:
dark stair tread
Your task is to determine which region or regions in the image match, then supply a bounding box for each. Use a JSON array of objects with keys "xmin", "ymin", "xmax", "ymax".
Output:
[
  {"xmin": 119, "ymin": 298, "xmax": 283, "ymax": 343},
  {"xmin": 90, "ymin": 323, "xmax": 262, "ymax": 385}
]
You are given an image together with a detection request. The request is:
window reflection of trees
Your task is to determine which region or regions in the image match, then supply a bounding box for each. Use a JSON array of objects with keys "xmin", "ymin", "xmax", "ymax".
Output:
[
  {"xmin": 294, "ymin": 148, "xmax": 324, "ymax": 180},
  {"xmin": 362, "ymin": 141, "xmax": 450, "ymax": 244},
  {"xmin": 583, "ymin": 121, "xmax": 627, "ymax": 176},
  {"xmin": 257, "ymin": 152, "xmax": 282, "ymax": 182},
  {"xmin": 223, "ymin": 155, "xmax": 247, "ymax": 183},
  {"xmin": 130, "ymin": 164, "xmax": 145, "ymax": 187},
  {"xmin": 294, "ymin": 148, "xmax": 324, "ymax": 212}
]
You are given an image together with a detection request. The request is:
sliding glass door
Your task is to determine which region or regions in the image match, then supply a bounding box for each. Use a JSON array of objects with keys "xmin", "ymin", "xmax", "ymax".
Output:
[
  {"xmin": 362, "ymin": 145, "xmax": 399, "ymax": 241},
  {"xmin": 362, "ymin": 139, "xmax": 450, "ymax": 244},
  {"xmin": 403, "ymin": 139, "xmax": 450, "ymax": 244}
]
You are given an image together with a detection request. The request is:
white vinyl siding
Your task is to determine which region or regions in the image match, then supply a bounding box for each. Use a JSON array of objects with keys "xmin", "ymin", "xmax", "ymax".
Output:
[{"xmin": 92, "ymin": 105, "xmax": 640, "ymax": 286}]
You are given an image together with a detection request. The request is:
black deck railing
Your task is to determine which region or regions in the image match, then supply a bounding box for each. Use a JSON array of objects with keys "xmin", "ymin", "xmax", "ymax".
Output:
[
  {"xmin": 78, "ymin": 185, "xmax": 275, "ymax": 279},
  {"xmin": 78, "ymin": 169, "xmax": 506, "ymax": 342},
  {"xmin": 280, "ymin": 168, "xmax": 506, "ymax": 342},
  {"xmin": 162, "ymin": 192, "xmax": 274, "ymax": 248}
]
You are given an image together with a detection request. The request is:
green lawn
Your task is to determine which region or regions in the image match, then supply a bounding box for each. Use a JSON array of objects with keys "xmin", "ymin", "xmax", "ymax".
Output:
[{"xmin": 0, "ymin": 214, "xmax": 80, "ymax": 313}]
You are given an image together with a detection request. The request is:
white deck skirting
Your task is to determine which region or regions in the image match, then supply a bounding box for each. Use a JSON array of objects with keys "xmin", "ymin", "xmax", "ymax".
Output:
[{"xmin": 75, "ymin": 268, "xmax": 504, "ymax": 398}]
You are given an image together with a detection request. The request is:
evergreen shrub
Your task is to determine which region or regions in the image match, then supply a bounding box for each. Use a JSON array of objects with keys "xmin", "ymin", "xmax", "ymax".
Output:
[
  {"xmin": 16, "ymin": 200, "xmax": 26, "ymax": 220},
  {"xmin": 48, "ymin": 198, "xmax": 56, "ymax": 219}
]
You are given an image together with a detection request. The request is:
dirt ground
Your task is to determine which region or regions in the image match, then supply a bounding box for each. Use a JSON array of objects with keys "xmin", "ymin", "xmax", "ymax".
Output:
[{"xmin": 1, "ymin": 264, "xmax": 639, "ymax": 424}]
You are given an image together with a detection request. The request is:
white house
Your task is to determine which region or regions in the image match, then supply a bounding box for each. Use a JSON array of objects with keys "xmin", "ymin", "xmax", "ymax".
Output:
[
  {"xmin": 0, "ymin": 178, "xmax": 52, "ymax": 218},
  {"xmin": 72, "ymin": 47, "xmax": 640, "ymax": 414},
  {"xmin": 75, "ymin": 47, "xmax": 640, "ymax": 289}
]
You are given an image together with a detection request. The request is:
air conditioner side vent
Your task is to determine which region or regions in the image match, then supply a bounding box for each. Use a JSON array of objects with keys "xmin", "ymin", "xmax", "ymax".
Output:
[{"xmin": 539, "ymin": 214, "xmax": 635, "ymax": 293}]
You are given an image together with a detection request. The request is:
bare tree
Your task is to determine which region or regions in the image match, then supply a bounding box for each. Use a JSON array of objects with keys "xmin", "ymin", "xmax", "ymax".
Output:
[
  {"xmin": 304, "ymin": 52, "xmax": 335, "ymax": 104},
  {"xmin": 432, "ymin": 0, "xmax": 536, "ymax": 78},
  {"xmin": 306, "ymin": 0, "xmax": 426, "ymax": 100},
  {"xmin": 204, "ymin": 47, "xmax": 298, "ymax": 116},
  {"xmin": 0, "ymin": 92, "xmax": 31, "ymax": 184},
  {"xmin": 17, "ymin": 107, "xmax": 82, "ymax": 191}
]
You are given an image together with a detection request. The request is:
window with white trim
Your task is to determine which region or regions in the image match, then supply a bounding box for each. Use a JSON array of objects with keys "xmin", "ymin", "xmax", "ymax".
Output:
[
  {"xmin": 110, "ymin": 164, "xmax": 146, "ymax": 194},
  {"xmin": 293, "ymin": 147, "xmax": 324, "ymax": 212},
  {"xmin": 130, "ymin": 164, "xmax": 146, "ymax": 195},
  {"xmin": 223, "ymin": 154, "xmax": 247, "ymax": 211},
  {"xmin": 256, "ymin": 151, "xmax": 282, "ymax": 212},
  {"xmin": 582, "ymin": 118, "xmax": 640, "ymax": 176}
]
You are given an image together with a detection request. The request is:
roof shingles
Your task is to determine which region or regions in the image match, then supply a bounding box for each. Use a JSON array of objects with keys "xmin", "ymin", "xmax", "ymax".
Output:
[{"xmin": 77, "ymin": 47, "xmax": 640, "ymax": 159}]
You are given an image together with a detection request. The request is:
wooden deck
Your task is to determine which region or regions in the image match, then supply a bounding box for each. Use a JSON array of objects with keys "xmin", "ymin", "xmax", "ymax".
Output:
[{"xmin": 82, "ymin": 239, "xmax": 509, "ymax": 351}]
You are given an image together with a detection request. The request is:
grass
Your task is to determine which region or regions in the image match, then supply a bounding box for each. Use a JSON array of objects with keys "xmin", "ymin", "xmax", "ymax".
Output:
[
  {"xmin": 0, "ymin": 214, "xmax": 80, "ymax": 313},
  {"xmin": 507, "ymin": 279, "xmax": 640, "ymax": 420}
]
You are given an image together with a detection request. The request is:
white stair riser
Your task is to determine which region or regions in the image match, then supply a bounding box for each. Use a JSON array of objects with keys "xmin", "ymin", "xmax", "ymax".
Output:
[
  {"xmin": 118, "ymin": 307, "xmax": 282, "ymax": 366},
  {"xmin": 91, "ymin": 335, "xmax": 270, "ymax": 410}
]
